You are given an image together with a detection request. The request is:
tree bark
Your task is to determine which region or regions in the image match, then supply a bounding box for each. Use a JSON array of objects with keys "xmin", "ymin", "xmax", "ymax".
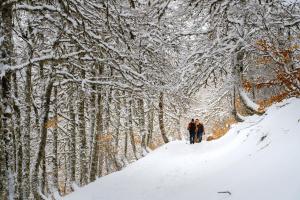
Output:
[
  {"xmin": 89, "ymin": 86, "xmax": 96, "ymax": 171},
  {"xmin": 0, "ymin": 73, "xmax": 13, "ymax": 200},
  {"xmin": 88, "ymin": 68, "xmax": 97, "ymax": 172},
  {"xmin": 232, "ymin": 86, "xmax": 244, "ymax": 122},
  {"xmin": 115, "ymin": 91, "xmax": 121, "ymax": 149},
  {"xmin": 90, "ymin": 91, "xmax": 103, "ymax": 182},
  {"xmin": 123, "ymin": 92, "xmax": 128, "ymax": 158},
  {"xmin": 23, "ymin": 64, "xmax": 32, "ymax": 199},
  {"xmin": 0, "ymin": 2, "xmax": 14, "ymax": 199},
  {"xmin": 146, "ymin": 102, "xmax": 154, "ymax": 147},
  {"xmin": 12, "ymin": 72, "xmax": 23, "ymax": 200},
  {"xmin": 79, "ymin": 70, "xmax": 88, "ymax": 186},
  {"xmin": 138, "ymin": 98, "xmax": 147, "ymax": 153},
  {"xmin": 69, "ymin": 93, "xmax": 77, "ymax": 184},
  {"xmin": 41, "ymin": 155, "xmax": 48, "ymax": 195},
  {"xmin": 231, "ymin": 48, "xmax": 245, "ymax": 122},
  {"xmin": 128, "ymin": 97, "xmax": 138, "ymax": 159},
  {"xmin": 53, "ymin": 86, "xmax": 59, "ymax": 192},
  {"xmin": 32, "ymin": 79, "xmax": 54, "ymax": 200},
  {"xmin": 158, "ymin": 92, "xmax": 169, "ymax": 143}
]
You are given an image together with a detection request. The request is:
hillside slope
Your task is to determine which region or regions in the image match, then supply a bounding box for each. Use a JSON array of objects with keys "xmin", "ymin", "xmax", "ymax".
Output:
[{"xmin": 63, "ymin": 98, "xmax": 300, "ymax": 200}]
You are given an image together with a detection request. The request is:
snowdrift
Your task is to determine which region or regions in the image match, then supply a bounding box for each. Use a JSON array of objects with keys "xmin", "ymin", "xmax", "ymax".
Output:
[{"xmin": 63, "ymin": 98, "xmax": 300, "ymax": 200}]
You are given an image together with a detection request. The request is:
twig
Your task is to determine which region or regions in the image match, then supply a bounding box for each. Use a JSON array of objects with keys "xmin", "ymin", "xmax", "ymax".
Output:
[{"xmin": 218, "ymin": 191, "xmax": 232, "ymax": 195}]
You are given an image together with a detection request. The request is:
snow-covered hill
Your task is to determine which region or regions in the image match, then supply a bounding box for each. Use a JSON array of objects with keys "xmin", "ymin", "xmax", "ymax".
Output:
[{"xmin": 63, "ymin": 98, "xmax": 300, "ymax": 200}]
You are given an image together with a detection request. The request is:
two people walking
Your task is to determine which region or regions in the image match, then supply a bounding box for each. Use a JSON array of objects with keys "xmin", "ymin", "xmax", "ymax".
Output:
[{"xmin": 187, "ymin": 119, "xmax": 205, "ymax": 144}]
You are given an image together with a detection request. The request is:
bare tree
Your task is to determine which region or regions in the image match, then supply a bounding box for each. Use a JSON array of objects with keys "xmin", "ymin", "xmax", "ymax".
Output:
[
  {"xmin": 0, "ymin": 1, "xmax": 14, "ymax": 198},
  {"xmin": 159, "ymin": 92, "xmax": 169, "ymax": 143}
]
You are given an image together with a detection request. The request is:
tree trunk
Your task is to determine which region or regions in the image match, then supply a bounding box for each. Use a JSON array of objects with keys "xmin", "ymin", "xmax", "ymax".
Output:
[
  {"xmin": 232, "ymin": 86, "xmax": 244, "ymax": 122},
  {"xmin": 231, "ymin": 48, "xmax": 246, "ymax": 122},
  {"xmin": 69, "ymin": 93, "xmax": 77, "ymax": 184},
  {"xmin": 124, "ymin": 131, "xmax": 128, "ymax": 158},
  {"xmin": 146, "ymin": 101, "xmax": 154, "ymax": 147},
  {"xmin": 32, "ymin": 79, "xmax": 54, "ymax": 200},
  {"xmin": 0, "ymin": 73, "xmax": 13, "ymax": 200},
  {"xmin": 88, "ymin": 68, "xmax": 97, "ymax": 173},
  {"xmin": 79, "ymin": 70, "xmax": 88, "ymax": 186},
  {"xmin": 175, "ymin": 114, "xmax": 182, "ymax": 140},
  {"xmin": 23, "ymin": 64, "xmax": 32, "ymax": 199},
  {"xmin": 104, "ymin": 88, "xmax": 112, "ymax": 133},
  {"xmin": 41, "ymin": 156, "xmax": 48, "ymax": 195},
  {"xmin": 128, "ymin": 97, "xmax": 138, "ymax": 159},
  {"xmin": 0, "ymin": 2, "xmax": 14, "ymax": 199},
  {"xmin": 115, "ymin": 91, "xmax": 121, "ymax": 149},
  {"xmin": 89, "ymin": 87, "xmax": 96, "ymax": 172},
  {"xmin": 123, "ymin": 92, "xmax": 128, "ymax": 158},
  {"xmin": 158, "ymin": 92, "xmax": 169, "ymax": 143},
  {"xmin": 12, "ymin": 72, "xmax": 23, "ymax": 200},
  {"xmin": 138, "ymin": 98, "xmax": 147, "ymax": 153},
  {"xmin": 90, "ymin": 91, "xmax": 103, "ymax": 182},
  {"xmin": 53, "ymin": 86, "xmax": 59, "ymax": 193}
]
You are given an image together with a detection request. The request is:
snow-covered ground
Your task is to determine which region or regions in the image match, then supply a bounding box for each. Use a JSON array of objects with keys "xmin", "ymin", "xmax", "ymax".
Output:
[{"xmin": 63, "ymin": 98, "xmax": 300, "ymax": 200}]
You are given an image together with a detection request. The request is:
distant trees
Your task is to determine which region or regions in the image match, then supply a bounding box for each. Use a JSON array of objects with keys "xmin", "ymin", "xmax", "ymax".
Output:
[{"xmin": 175, "ymin": 0, "xmax": 300, "ymax": 120}]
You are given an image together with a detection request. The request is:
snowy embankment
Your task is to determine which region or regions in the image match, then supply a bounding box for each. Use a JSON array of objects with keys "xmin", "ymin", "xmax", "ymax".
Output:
[{"xmin": 63, "ymin": 98, "xmax": 300, "ymax": 200}]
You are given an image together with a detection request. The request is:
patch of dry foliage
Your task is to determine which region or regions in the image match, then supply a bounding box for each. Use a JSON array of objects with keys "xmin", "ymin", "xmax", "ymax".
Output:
[
  {"xmin": 208, "ymin": 117, "xmax": 237, "ymax": 141},
  {"xmin": 45, "ymin": 116, "xmax": 61, "ymax": 128}
]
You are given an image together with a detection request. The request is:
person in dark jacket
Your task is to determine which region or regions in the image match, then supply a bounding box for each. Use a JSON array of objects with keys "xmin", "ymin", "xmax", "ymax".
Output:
[
  {"xmin": 195, "ymin": 119, "xmax": 205, "ymax": 143},
  {"xmin": 187, "ymin": 119, "xmax": 196, "ymax": 144}
]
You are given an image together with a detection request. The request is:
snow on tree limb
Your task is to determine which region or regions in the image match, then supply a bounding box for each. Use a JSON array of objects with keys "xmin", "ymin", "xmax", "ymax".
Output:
[
  {"xmin": 0, "ymin": 50, "xmax": 88, "ymax": 78},
  {"xmin": 239, "ymin": 88, "xmax": 261, "ymax": 113}
]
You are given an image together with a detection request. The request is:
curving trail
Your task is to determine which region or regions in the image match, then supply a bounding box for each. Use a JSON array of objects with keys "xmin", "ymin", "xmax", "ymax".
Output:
[{"xmin": 63, "ymin": 98, "xmax": 300, "ymax": 200}]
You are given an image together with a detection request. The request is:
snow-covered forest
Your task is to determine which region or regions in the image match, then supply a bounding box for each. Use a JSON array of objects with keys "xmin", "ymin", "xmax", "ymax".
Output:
[
  {"xmin": 62, "ymin": 97, "xmax": 300, "ymax": 200},
  {"xmin": 0, "ymin": 0, "xmax": 299, "ymax": 199}
]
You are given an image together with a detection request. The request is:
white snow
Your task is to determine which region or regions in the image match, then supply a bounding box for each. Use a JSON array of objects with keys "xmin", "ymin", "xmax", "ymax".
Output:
[{"xmin": 63, "ymin": 98, "xmax": 300, "ymax": 200}]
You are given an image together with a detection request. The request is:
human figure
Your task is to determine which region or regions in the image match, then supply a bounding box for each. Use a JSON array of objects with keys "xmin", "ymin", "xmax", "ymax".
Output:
[
  {"xmin": 187, "ymin": 119, "xmax": 196, "ymax": 144},
  {"xmin": 195, "ymin": 119, "xmax": 205, "ymax": 143},
  {"xmin": 194, "ymin": 119, "xmax": 199, "ymax": 143}
]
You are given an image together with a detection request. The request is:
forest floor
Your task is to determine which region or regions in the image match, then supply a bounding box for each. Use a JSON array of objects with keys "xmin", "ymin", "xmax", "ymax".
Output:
[{"xmin": 62, "ymin": 98, "xmax": 300, "ymax": 200}]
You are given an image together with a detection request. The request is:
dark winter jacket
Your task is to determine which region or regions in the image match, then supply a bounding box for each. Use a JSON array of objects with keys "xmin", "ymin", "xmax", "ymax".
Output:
[
  {"xmin": 196, "ymin": 123, "xmax": 204, "ymax": 133},
  {"xmin": 188, "ymin": 122, "xmax": 196, "ymax": 132}
]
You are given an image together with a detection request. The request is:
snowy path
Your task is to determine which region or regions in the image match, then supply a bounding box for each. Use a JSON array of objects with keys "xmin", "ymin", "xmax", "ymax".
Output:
[{"xmin": 63, "ymin": 98, "xmax": 300, "ymax": 200}]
